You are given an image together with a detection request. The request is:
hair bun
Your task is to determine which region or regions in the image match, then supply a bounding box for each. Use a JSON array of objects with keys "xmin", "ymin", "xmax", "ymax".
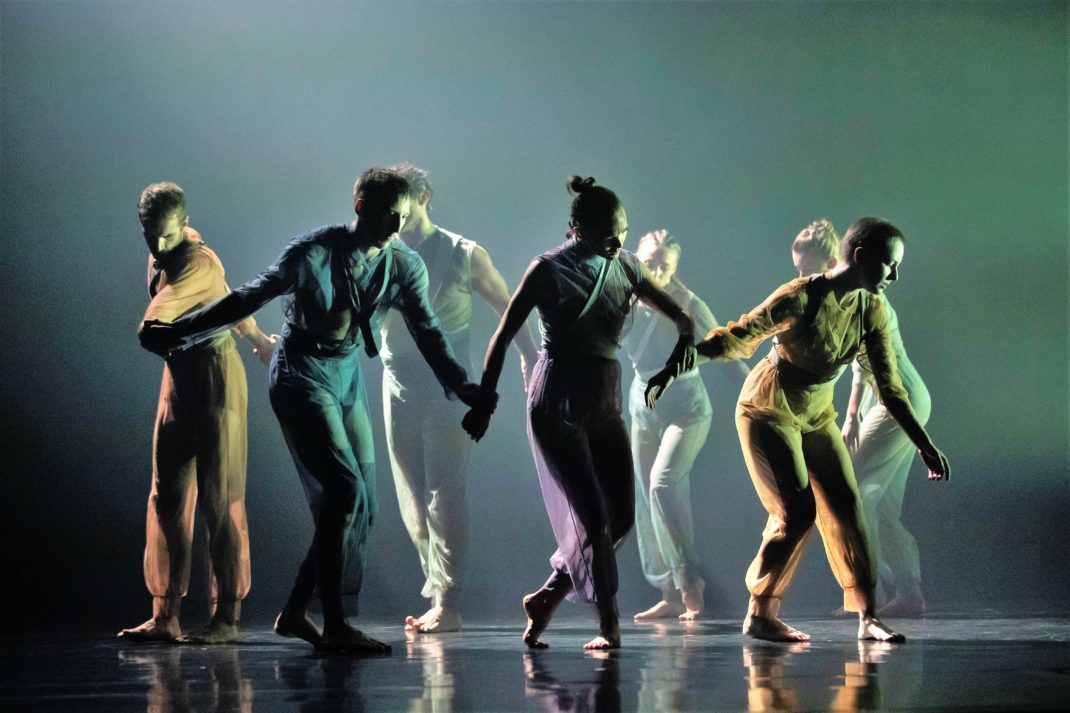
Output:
[{"xmin": 566, "ymin": 175, "xmax": 597, "ymax": 195}]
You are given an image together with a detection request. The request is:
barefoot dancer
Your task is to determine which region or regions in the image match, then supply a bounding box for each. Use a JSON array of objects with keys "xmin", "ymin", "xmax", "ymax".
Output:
[
  {"xmin": 380, "ymin": 164, "xmax": 538, "ymax": 634},
  {"xmin": 843, "ymin": 301, "xmax": 932, "ymax": 617},
  {"xmin": 798, "ymin": 220, "xmax": 933, "ymax": 616},
  {"xmin": 139, "ymin": 169, "xmax": 479, "ymax": 654},
  {"xmin": 462, "ymin": 177, "xmax": 696, "ymax": 650},
  {"xmin": 121, "ymin": 182, "xmax": 276, "ymax": 644},
  {"xmin": 646, "ymin": 217, "xmax": 949, "ymax": 643},
  {"xmin": 625, "ymin": 230, "xmax": 748, "ymax": 622}
]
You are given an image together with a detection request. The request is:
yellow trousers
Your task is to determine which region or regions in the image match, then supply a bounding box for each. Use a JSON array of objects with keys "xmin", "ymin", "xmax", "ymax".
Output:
[
  {"xmin": 737, "ymin": 413, "xmax": 876, "ymax": 615},
  {"xmin": 145, "ymin": 339, "xmax": 251, "ymax": 605}
]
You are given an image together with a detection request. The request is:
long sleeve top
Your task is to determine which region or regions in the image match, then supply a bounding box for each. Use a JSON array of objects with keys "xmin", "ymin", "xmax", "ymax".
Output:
[
  {"xmin": 622, "ymin": 281, "xmax": 718, "ymax": 379},
  {"xmin": 163, "ymin": 224, "xmax": 468, "ymax": 394},
  {"xmin": 142, "ymin": 228, "xmax": 257, "ymax": 354},
  {"xmin": 697, "ymin": 275, "xmax": 910, "ymax": 431}
]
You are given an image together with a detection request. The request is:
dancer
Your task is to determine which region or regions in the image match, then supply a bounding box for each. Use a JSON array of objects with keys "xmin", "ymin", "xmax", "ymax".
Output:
[
  {"xmin": 120, "ymin": 182, "xmax": 276, "ymax": 644},
  {"xmin": 646, "ymin": 217, "xmax": 949, "ymax": 643},
  {"xmin": 625, "ymin": 229, "xmax": 748, "ymax": 622},
  {"xmin": 140, "ymin": 168, "xmax": 480, "ymax": 654},
  {"xmin": 381, "ymin": 163, "xmax": 538, "ymax": 633},
  {"xmin": 462, "ymin": 176, "xmax": 696, "ymax": 650},
  {"xmin": 843, "ymin": 297, "xmax": 931, "ymax": 617},
  {"xmin": 793, "ymin": 220, "xmax": 932, "ymax": 615}
]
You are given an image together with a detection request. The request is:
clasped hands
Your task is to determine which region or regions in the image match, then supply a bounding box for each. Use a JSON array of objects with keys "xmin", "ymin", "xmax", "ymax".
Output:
[
  {"xmin": 644, "ymin": 338, "xmax": 697, "ymax": 409},
  {"xmin": 459, "ymin": 384, "xmax": 499, "ymax": 442}
]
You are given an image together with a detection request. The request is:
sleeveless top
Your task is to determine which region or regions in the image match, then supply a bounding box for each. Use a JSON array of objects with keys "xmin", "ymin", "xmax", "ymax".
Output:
[
  {"xmin": 535, "ymin": 238, "xmax": 645, "ymax": 361},
  {"xmin": 380, "ymin": 227, "xmax": 475, "ymax": 374}
]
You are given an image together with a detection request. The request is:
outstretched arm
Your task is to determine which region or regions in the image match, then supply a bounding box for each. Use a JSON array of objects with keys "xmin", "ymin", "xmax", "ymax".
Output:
[
  {"xmin": 841, "ymin": 361, "xmax": 868, "ymax": 452},
  {"xmin": 861, "ymin": 300, "xmax": 949, "ymax": 481},
  {"xmin": 470, "ymin": 244, "xmax": 540, "ymax": 389},
  {"xmin": 634, "ymin": 271, "xmax": 696, "ymax": 371},
  {"xmin": 139, "ymin": 246, "xmax": 296, "ymax": 356},
  {"xmin": 690, "ymin": 294, "xmax": 750, "ymax": 384},
  {"xmin": 462, "ymin": 259, "xmax": 545, "ymax": 441},
  {"xmin": 646, "ymin": 280, "xmax": 803, "ymax": 408}
]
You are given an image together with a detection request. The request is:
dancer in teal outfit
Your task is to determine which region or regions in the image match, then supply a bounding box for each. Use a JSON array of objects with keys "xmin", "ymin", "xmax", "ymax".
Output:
[{"xmin": 140, "ymin": 168, "xmax": 481, "ymax": 655}]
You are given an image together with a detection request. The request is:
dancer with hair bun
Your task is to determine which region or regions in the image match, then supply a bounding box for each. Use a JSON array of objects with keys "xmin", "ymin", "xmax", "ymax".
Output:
[{"xmin": 463, "ymin": 177, "xmax": 696, "ymax": 650}]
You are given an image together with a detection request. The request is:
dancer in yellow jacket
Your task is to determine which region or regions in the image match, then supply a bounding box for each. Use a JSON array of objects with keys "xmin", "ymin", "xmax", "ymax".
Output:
[
  {"xmin": 646, "ymin": 217, "xmax": 949, "ymax": 642},
  {"xmin": 120, "ymin": 182, "xmax": 276, "ymax": 644}
]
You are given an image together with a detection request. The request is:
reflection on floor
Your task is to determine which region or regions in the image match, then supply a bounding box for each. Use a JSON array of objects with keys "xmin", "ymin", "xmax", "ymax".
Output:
[{"xmin": 2, "ymin": 617, "xmax": 1068, "ymax": 711}]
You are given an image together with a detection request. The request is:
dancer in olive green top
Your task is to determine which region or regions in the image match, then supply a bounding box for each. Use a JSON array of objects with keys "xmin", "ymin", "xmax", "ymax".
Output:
[{"xmin": 646, "ymin": 217, "xmax": 949, "ymax": 643}]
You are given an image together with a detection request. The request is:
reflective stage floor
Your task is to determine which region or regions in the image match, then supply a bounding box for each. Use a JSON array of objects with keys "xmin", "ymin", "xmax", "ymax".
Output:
[{"xmin": 3, "ymin": 617, "xmax": 1068, "ymax": 712}]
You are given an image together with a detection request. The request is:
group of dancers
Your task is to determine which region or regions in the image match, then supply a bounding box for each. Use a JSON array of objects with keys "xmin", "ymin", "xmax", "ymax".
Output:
[{"xmin": 123, "ymin": 167, "xmax": 948, "ymax": 654}]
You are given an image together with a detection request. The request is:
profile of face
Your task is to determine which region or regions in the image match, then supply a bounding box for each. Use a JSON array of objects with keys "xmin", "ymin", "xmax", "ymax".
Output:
[
  {"xmin": 142, "ymin": 211, "xmax": 189, "ymax": 258},
  {"xmin": 576, "ymin": 205, "xmax": 628, "ymax": 260},
  {"xmin": 637, "ymin": 242, "xmax": 679, "ymax": 289},
  {"xmin": 854, "ymin": 236, "xmax": 904, "ymax": 294},
  {"xmin": 356, "ymin": 193, "xmax": 411, "ymax": 248},
  {"xmin": 792, "ymin": 250, "xmax": 835, "ymax": 278}
]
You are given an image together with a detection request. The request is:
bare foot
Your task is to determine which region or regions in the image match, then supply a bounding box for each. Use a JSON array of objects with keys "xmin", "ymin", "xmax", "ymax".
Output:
[
  {"xmin": 318, "ymin": 623, "xmax": 392, "ymax": 655},
  {"xmin": 405, "ymin": 605, "xmax": 461, "ymax": 633},
  {"xmin": 522, "ymin": 590, "xmax": 560, "ymax": 649},
  {"xmin": 878, "ymin": 595, "xmax": 925, "ymax": 618},
  {"xmin": 858, "ymin": 615, "xmax": 905, "ymax": 643},
  {"xmin": 633, "ymin": 600, "xmax": 685, "ymax": 621},
  {"xmin": 179, "ymin": 617, "xmax": 239, "ymax": 644},
  {"xmin": 743, "ymin": 615, "xmax": 812, "ymax": 642},
  {"xmin": 118, "ymin": 617, "xmax": 180, "ymax": 643},
  {"xmin": 679, "ymin": 579, "xmax": 705, "ymax": 621},
  {"xmin": 274, "ymin": 610, "xmax": 323, "ymax": 647},
  {"xmin": 583, "ymin": 634, "xmax": 621, "ymax": 650}
]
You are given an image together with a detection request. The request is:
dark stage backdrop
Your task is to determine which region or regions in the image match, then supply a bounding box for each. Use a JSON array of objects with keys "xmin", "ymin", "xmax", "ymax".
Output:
[{"xmin": 1, "ymin": 1, "xmax": 1066, "ymax": 631}]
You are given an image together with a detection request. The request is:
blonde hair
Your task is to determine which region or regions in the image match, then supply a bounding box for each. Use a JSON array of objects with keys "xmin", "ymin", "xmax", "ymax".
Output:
[
  {"xmin": 791, "ymin": 219, "xmax": 840, "ymax": 263},
  {"xmin": 638, "ymin": 228, "xmax": 681, "ymax": 259}
]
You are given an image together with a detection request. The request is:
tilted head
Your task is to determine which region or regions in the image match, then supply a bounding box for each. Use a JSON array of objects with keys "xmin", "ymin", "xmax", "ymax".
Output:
[
  {"xmin": 138, "ymin": 182, "xmax": 189, "ymax": 258},
  {"xmin": 841, "ymin": 217, "xmax": 905, "ymax": 294},
  {"xmin": 567, "ymin": 175, "xmax": 627, "ymax": 260},
  {"xmin": 636, "ymin": 229, "xmax": 681, "ymax": 289},
  {"xmin": 791, "ymin": 219, "xmax": 840, "ymax": 277},
  {"xmin": 353, "ymin": 167, "xmax": 412, "ymax": 249}
]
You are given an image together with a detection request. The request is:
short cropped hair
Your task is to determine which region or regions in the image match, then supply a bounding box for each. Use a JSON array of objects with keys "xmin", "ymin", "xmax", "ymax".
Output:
[
  {"xmin": 138, "ymin": 182, "xmax": 186, "ymax": 225},
  {"xmin": 389, "ymin": 162, "xmax": 432, "ymax": 203},
  {"xmin": 841, "ymin": 217, "xmax": 904, "ymax": 263},
  {"xmin": 353, "ymin": 167, "xmax": 411, "ymax": 207},
  {"xmin": 791, "ymin": 219, "xmax": 840, "ymax": 263}
]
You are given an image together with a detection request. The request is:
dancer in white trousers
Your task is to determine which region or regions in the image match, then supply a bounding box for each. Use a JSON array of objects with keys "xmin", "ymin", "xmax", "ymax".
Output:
[
  {"xmin": 381, "ymin": 163, "xmax": 538, "ymax": 633},
  {"xmin": 625, "ymin": 229, "xmax": 748, "ymax": 621},
  {"xmin": 843, "ymin": 300, "xmax": 932, "ymax": 617}
]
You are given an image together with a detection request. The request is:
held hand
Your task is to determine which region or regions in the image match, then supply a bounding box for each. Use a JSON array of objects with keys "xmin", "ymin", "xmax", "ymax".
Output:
[
  {"xmin": 644, "ymin": 368, "xmax": 675, "ymax": 409},
  {"xmin": 252, "ymin": 333, "xmax": 280, "ymax": 366},
  {"xmin": 138, "ymin": 319, "xmax": 182, "ymax": 356},
  {"xmin": 841, "ymin": 414, "xmax": 860, "ymax": 454},
  {"xmin": 461, "ymin": 407, "xmax": 493, "ymax": 442},
  {"xmin": 455, "ymin": 382, "xmax": 499, "ymax": 412},
  {"xmin": 919, "ymin": 445, "xmax": 950, "ymax": 481}
]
